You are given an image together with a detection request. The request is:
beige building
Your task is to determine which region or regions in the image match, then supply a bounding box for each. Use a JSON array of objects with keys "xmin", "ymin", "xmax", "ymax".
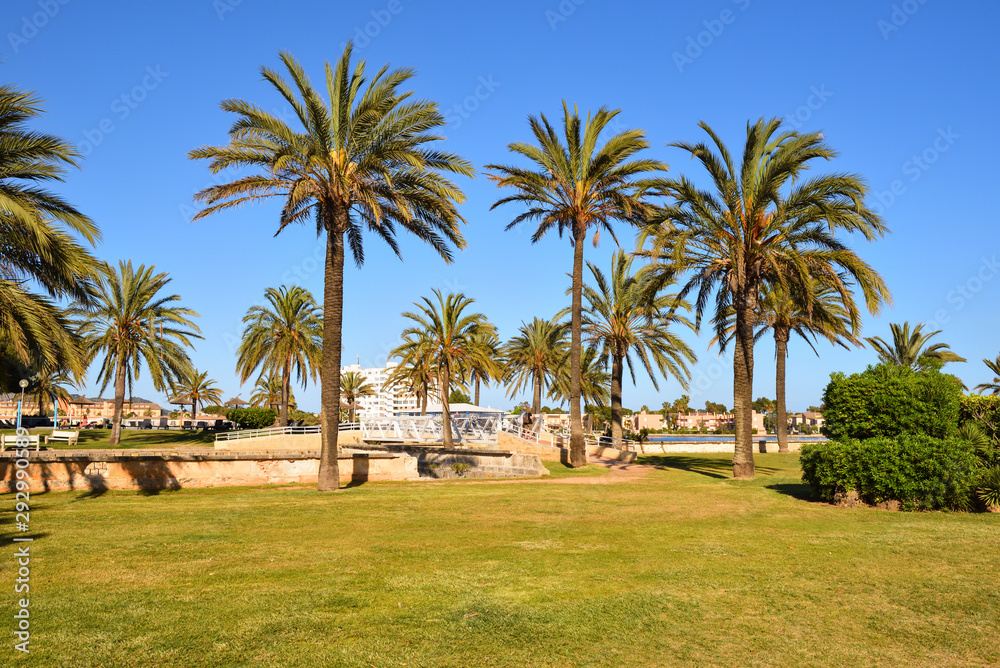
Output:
[
  {"xmin": 674, "ymin": 410, "xmax": 766, "ymax": 434},
  {"xmin": 790, "ymin": 411, "xmax": 825, "ymax": 432},
  {"xmin": 630, "ymin": 411, "xmax": 665, "ymax": 431}
]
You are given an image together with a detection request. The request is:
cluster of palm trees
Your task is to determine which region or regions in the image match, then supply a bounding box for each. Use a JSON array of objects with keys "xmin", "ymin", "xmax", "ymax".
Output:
[{"xmin": 10, "ymin": 41, "xmax": 999, "ymax": 489}]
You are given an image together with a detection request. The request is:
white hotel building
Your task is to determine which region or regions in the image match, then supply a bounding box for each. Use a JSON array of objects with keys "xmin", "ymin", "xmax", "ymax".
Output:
[{"xmin": 340, "ymin": 362, "xmax": 421, "ymax": 419}]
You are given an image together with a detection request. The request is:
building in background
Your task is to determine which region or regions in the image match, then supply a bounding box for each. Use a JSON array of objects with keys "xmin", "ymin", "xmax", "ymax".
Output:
[{"xmin": 340, "ymin": 362, "xmax": 420, "ymax": 419}]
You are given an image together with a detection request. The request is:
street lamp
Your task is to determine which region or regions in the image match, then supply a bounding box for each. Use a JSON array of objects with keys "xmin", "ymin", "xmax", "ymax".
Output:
[{"xmin": 16, "ymin": 378, "xmax": 28, "ymax": 430}]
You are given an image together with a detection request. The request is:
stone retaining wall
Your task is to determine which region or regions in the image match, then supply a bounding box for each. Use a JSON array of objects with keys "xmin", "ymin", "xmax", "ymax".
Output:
[
  {"xmin": 0, "ymin": 449, "xmax": 415, "ymax": 493},
  {"xmin": 637, "ymin": 440, "xmax": 806, "ymax": 454},
  {"xmin": 350, "ymin": 444, "xmax": 549, "ymax": 479}
]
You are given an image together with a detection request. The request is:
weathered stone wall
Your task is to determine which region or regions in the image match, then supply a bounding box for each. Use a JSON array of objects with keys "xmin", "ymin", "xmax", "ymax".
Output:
[
  {"xmin": 350, "ymin": 443, "xmax": 549, "ymax": 479},
  {"xmin": 0, "ymin": 450, "xmax": 415, "ymax": 493}
]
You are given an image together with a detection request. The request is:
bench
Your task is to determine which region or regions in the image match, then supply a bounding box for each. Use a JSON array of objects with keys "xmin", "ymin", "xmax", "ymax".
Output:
[
  {"xmin": 1, "ymin": 434, "xmax": 41, "ymax": 451},
  {"xmin": 45, "ymin": 429, "xmax": 80, "ymax": 446}
]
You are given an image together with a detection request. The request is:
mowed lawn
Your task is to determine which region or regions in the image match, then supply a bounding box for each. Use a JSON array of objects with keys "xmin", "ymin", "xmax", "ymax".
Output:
[
  {"xmin": 3, "ymin": 454, "xmax": 999, "ymax": 667},
  {"xmin": 1, "ymin": 428, "xmax": 217, "ymax": 450}
]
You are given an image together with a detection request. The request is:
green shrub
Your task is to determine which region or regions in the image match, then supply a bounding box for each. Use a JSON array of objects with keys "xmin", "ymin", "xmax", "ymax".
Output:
[
  {"xmin": 959, "ymin": 395, "xmax": 1000, "ymax": 441},
  {"xmin": 287, "ymin": 409, "xmax": 320, "ymax": 426},
  {"xmin": 800, "ymin": 435, "xmax": 979, "ymax": 511},
  {"xmin": 821, "ymin": 364, "xmax": 963, "ymax": 440},
  {"xmin": 976, "ymin": 466, "xmax": 1000, "ymax": 508},
  {"xmin": 202, "ymin": 405, "xmax": 226, "ymax": 416},
  {"xmin": 225, "ymin": 407, "xmax": 277, "ymax": 430}
]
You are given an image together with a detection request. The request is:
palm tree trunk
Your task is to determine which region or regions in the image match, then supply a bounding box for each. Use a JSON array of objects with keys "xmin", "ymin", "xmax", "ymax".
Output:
[
  {"xmin": 317, "ymin": 220, "xmax": 344, "ymax": 492},
  {"xmin": 775, "ymin": 327, "xmax": 790, "ymax": 454},
  {"xmin": 732, "ymin": 298, "xmax": 756, "ymax": 479},
  {"xmin": 611, "ymin": 352, "xmax": 624, "ymax": 447},
  {"xmin": 109, "ymin": 359, "xmax": 127, "ymax": 447},
  {"xmin": 568, "ymin": 228, "xmax": 586, "ymax": 467},
  {"xmin": 280, "ymin": 358, "xmax": 290, "ymax": 427},
  {"xmin": 420, "ymin": 381, "xmax": 428, "ymax": 415},
  {"xmin": 440, "ymin": 364, "xmax": 453, "ymax": 448},
  {"xmin": 474, "ymin": 373, "xmax": 481, "ymax": 406},
  {"xmin": 532, "ymin": 369, "xmax": 542, "ymax": 416}
]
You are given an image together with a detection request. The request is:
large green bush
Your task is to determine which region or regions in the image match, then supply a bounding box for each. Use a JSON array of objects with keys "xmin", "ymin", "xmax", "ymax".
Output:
[
  {"xmin": 959, "ymin": 394, "xmax": 1000, "ymax": 439},
  {"xmin": 821, "ymin": 364, "xmax": 963, "ymax": 440},
  {"xmin": 800, "ymin": 435, "xmax": 979, "ymax": 511},
  {"xmin": 225, "ymin": 407, "xmax": 277, "ymax": 430}
]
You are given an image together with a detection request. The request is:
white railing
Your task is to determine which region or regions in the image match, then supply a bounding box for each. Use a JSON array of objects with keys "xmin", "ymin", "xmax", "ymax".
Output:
[
  {"xmin": 214, "ymin": 423, "xmax": 358, "ymax": 442},
  {"xmin": 499, "ymin": 417, "xmax": 640, "ymax": 451},
  {"xmin": 361, "ymin": 414, "xmax": 502, "ymax": 444}
]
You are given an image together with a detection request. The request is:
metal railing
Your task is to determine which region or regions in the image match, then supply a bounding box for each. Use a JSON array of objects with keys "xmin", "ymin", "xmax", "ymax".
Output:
[
  {"xmin": 214, "ymin": 423, "xmax": 358, "ymax": 442},
  {"xmin": 360, "ymin": 414, "xmax": 502, "ymax": 444},
  {"xmin": 499, "ymin": 417, "xmax": 640, "ymax": 451}
]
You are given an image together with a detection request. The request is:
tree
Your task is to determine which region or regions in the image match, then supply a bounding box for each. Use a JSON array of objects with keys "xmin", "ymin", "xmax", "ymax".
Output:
[
  {"xmin": 190, "ymin": 45, "xmax": 472, "ymax": 491},
  {"xmin": 705, "ymin": 401, "xmax": 728, "ymax": 414},
  {"xmin": 236, "ymin": 286, "xmax": 322, "ymax": 427},
  {"xmin": 974, "ymin": 355, "xmax": 1000, "ymax": 395},
  {"xmin": 75, "ymin": 261, "xmax": 200, "ymax": 446},
  {"xmin": 171, "ymin": 369, "xmax": 223, "ymax": 420},
  {"xmin": 503, "ymin": 317, "xmax": 568, "ymax": 415},
  {"xmin": 639, "ymin": 118, "xmax": 890, "ymax": 478},
  {"xmin": 28, "ymin": 365, "xmax": 76, "ymax": 417},
  {"xmin": 752, "ymin": 397, "xmax": 776, "ymax": 414},
  {"xmin": 249, "ymin": 373, "xmax": 292, "ymax": 412},
  {"xmin": 401, "ymin": 290, "xmax": 494, "ymax": 447},
  {"xmin": 715, "ymin": 278, "xmax": 866, "ymax": 452},
  {"xmin": 549, "ymin": 345, "xmax": 610, "ymax": 410},
  {"xmin": 385, "ymin": 332, "xmax": 436, "ymax": 415},
  {"xmin": 577, "ymin": 249, "xmax": 696, "ymax": 445},
  {"xmin": 465, "ymin": 328, "xmax": 502, "ymax": 406},
  {"xmin": 340, "ymin": 370, "xmax": 375, "ymax": 422},
  {"xmin": 487, "ymin": 103, "xmax": 666, "ymax": 467},
  {"xmin": 0, "ymin": 84, "xmax": 101, "ymax": 388},
  {"xmin": 865, "ymin": 321, "xmax": 966, "ymax": 372},
  {"xmin": 448, "ymin": 389, "xmax": 471, "ymax": 404}
]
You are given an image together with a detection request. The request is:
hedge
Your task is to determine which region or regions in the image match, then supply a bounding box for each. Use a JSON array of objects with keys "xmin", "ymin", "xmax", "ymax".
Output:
[
  {"xmin": 821, "ymin": 364, "xmax": 963, "ymax": 440},
  {"xmin": 959, "ymin": 394, "xmax": 1000, "ymax": 439},
  {"xmin": 800, "ymin": 435, "xmax": 979, "ymax": 511},
  {"xmin": 225, "ymin": 407, "xmax": 277, "ymax": 430}
]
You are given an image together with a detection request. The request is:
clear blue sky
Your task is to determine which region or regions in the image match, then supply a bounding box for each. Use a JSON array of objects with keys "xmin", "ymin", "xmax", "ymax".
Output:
[{"xmin": 8, "ymin": 0, "xmax": 999, "ymax": 413}]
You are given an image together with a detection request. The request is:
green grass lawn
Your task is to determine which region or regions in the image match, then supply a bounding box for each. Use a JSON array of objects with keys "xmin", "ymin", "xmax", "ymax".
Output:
[
  {"xmin": 0, "ymin": 428, "xmax": 216, "ymax": 450},
  {"xmin": 3, "ymin": 453, "xmax": 998, "ymax": 667}
]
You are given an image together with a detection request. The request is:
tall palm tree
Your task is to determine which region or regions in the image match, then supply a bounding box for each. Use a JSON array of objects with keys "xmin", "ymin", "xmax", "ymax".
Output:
[
  {"xmin": 0, "ymin": 84, "xmax": 101, "ymax": 386},
  {"xmin": 714, "ymin": 278, "xmax": 862, "ymax": 453},
  {"xmin": 639, "ymin": 118, "xmax": 891, "ymax": 478},
  {"xmin": 488, "ymin": 104, "xmax": 665, "ymax": 465},
  {"xmin": 340, "ymin": 370, "xmax": 375, "ymax": 422},
  {"xmin": 74, "ymin": 261, "xmax": 200, "ymax": 446},
  {"xmin": 578, "ymin": 249, "xmax": 696, "ymax": 445},
  {"xmin": 385, "ymin": 332, "xmax": 437, "ymax": 415},
  {"xmin": 172, "ymin": 369, "xmax": 224, "ymax": 420},
  {"xmin": 249, "ymin": 373, "xmax": 292, "ymax": 412},
  {"xmin": 865, "ymin": 321, "xmax": 965, "ymax": 372},
  {"xmin": 549, "ymin": 346, "xmax": 610, "ymax": 412},
  {"xmin": 28, "ymin": 365, "xmax": 76, "ymax": 417},
  {"xmin": 400, "ymin": 290, "xmax": 494, "ymax": 447},
  {"xmin": 974, "ymin": 355, "xmax": 1000, "ymax": 395},
  {"xmin": 236, "ymin": 286, "xmax": 322, "ymax": 427},
  {"xmin": 466, "ymin": 328, "xmax": 502, "ymax": 406},
  {"xmin": 190, "ymin": 44, "xmax": 472, "ymax": 491},
  {"xmin": 503, "ymin": 317, "xmax": 568, "ymax": 416}
]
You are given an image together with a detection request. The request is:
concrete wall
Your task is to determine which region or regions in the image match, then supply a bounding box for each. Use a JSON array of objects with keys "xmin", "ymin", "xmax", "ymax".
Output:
[
  {"xmin": 636, "ymin": 440, "xmax": 805, "ymax": 454},
  {"xmin": 0, "ymin": 450, "xmax": 415, "ymax": 493},
  {"xmin": 497, "ymin": 431, "xmax": 638, "ymax": 463},
  {"xmin": 213, "ymin": 431, "xmax": 364, "ymax": 451}
]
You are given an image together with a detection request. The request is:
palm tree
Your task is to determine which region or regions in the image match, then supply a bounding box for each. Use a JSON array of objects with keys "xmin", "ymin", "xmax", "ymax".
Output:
[
  {"xmin": 236, "ymin": 286, "xmax": 322, "ymax": 427},
  {"xmin": 74, "ymin": 261, "xmax": 200, "ymax": 446},
  {"xmin": 172, "ymin": 369, "xmax": 224, "ymax": 420},
  {"xmin": 487, "ymin": 104, "xmax": 666, "ymax": 467},
  {"xmin": 28, "ymin": 365, "xmax": 76, "ymax": 417},
  {"xmin": 503, "ymin": 317, "xmax": 568, "ymax": 416},
  {"xmin": 639, "ymin": 118, "xmax": 891, "ymax": 478},
  {"xmin": 385, "ymin": 332, "xmax": 437, "ymax": 415},
  {"xmin": 714, "ymin": 278, "xmax": 863, "ymax": 453},
  {"xmin": 249, "ymin": 373, "xmax": 292, "ymax": 412},
  {"xmin": 549, "ymin": 346, "xmax": 610, "ymax": 411},
  {"xmin": 578, "ymin": 249, "xmax": 696, "ymax": 445},
  {"xmin": 340, "ymin": 370, "xmax": 375, "ymax": 422},
  {"xmin": 466, "ymin": 328, "xmax": 502, "ymax": 406},
  {"xmin": 0, "ymin": 84, "xmax": 101, "ymax": 386},
  {"xmin": 974, "ymin": 355, "xmax": 1000, "ymax": 395},
  {"xmin": 190, "ymin": 45, "xmax": 472, "ymax": 491},
  {"xmin": 865, "ymin": 321, "xmax": 965, "ymax": 372},
  {"xmin": 400, "ymin": 290, "xmax": 495, "ymax": 447}
]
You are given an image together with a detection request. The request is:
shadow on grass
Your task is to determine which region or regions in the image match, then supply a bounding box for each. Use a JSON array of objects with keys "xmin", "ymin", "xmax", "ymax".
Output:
[
  {"xmin": 639, "ymin": 455, "xmax": 780, "ymax": 479},
  {"xmin": 766, "ymin": 482, "xmax": 814, "ymax": 502},
  {"xmin": 0, "ymin": 532, "xmax": 49, "ymax": 549}
]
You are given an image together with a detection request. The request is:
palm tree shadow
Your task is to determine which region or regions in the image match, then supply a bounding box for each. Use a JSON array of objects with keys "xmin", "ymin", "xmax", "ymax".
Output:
[{"xmin": 640, "ymin": 455, "xmax": 732, "ymax": 479}]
